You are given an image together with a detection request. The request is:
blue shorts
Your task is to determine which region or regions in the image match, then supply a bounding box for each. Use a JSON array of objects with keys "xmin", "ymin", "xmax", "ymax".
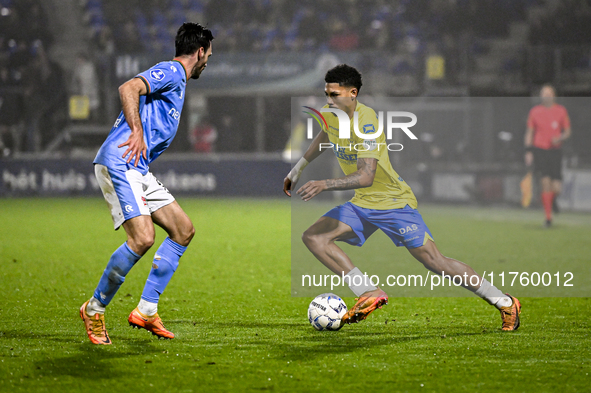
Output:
[{"xmin": 323, "ymin": 202, "xmax": 434, "ymax": 249}]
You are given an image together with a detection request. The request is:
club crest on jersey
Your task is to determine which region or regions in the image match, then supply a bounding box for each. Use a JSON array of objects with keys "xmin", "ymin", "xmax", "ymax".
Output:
[{"xmin": 150, "ymin": 69, "xmax": 165, "ymax": 81}]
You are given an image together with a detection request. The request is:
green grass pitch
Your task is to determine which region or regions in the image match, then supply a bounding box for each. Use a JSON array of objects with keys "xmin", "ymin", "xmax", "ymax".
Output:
[{"xmin": 1, "ymin": 197, "xmax": 590, "ymax": 392}]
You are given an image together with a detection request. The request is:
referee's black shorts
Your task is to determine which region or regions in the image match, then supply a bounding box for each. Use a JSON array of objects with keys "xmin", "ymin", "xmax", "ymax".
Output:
[{"xmin": 533, "ymin": 148, "xmax": 562, "ymax": 180}]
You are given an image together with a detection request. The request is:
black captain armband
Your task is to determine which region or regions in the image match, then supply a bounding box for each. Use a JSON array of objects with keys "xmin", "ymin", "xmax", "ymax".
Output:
[{"xmin": 525, "ymin": 146, "xmax": 534, "ymax": 153}]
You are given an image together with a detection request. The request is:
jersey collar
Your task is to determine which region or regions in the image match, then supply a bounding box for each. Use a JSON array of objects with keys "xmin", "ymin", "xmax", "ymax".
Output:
[
  {"xmin": 172, "ymin": 59, "xmax": 188, "ymax": 82},
  {"xmin": 353, "ymin": 100, "xmax": 364, "ymax": 114}
]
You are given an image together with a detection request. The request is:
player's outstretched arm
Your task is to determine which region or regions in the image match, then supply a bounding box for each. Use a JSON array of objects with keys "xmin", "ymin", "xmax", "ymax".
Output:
[
  {"xmin": 283, "ymin": 131, "xmax": 329, "ymax": 197},
  {"xmin": 296, "ymin": 158, "xmax": 377, "ymax": 202},
  {"xmin": 117, "ymin": 78, "xmax": 148, "ymax": 167}
]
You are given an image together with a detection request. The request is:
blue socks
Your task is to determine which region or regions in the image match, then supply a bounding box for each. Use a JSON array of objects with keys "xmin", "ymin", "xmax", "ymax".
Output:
[
  {"xmin": 141, "ymin": 237, "xmax": 187, "ymax": 303},
  {"xmin": 93, "ymin": 242, "xmax": 141, "ymax": 306}
]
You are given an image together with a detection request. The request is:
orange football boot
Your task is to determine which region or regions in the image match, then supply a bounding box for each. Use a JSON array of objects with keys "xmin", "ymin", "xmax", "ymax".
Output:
[
  {"xmin": 341, "ymin": 288, "xmax": 389, "ymax": 324},
  {"xmin": 500, "ymin": 294, "xmax": 522, "ymax": 331},
  {"xmin": 80, "ymin": 300, "xmax": 111, "ymax": 345},
  {"xmin": 128, "ymin": 308, "xmax": 175, "ymax": 339}
]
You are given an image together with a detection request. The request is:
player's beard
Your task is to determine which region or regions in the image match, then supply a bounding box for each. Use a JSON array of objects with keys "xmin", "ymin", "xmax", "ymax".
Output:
[{"xmin": 191, "ymin": 64, "xmax": 206, "ymax": 79}]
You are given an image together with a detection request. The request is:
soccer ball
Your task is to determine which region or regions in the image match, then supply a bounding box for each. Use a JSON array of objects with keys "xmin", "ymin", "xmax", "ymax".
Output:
[{"xmin": 308, "ymin": 293, "xmax": 347, "ymax": 331}]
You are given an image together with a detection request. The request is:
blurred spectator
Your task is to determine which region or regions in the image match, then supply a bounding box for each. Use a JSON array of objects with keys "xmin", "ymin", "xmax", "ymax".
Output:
[
  {"xmin": 24, "ymin": 42, "xmax": 68, "ymax": 151},
  {"xmin": 0, "ymin": 59, "xmax": 24, "ymax": 155},
  {"xmin": 84, "ymin": 0, "xmax": 535, "ymax": 54},
  {"xmin": 298, "ymin": 8, "xmax": 326, "ymax": 49},
  {"xmin": 216, "ymin": 114, "xmax": 242, "ymax": 152},
  {"xmin": 22, "ymin": 2, "xmax": 53, "ymax": 49},
  {"xmin": 328, "ymin": 16, "xmax": 359, "ymax": 51},
  {"xmin": 189, "ymin": 116, "xmax": 218, "ymax": 153},
  {"xmin": 0, "ymin": 7, "xmax": 28, "ymax": 45},
  {"xmin": 71, "ymin": 53, "xmax": 100, "ymax": 121},
  {"xmin": 0, "ymin": 0, "xmax": 61, "ymax": 152},
  {"xmin": 95, "ymin": 26, "xmax": 115, "ymax": 56},
  {"xmin": 117, "ymin": 21, "xmax": 142, "ymax": 53},
  {"xmin": 206, "ymin": 0, "xmax": 236, "ymax": 25},
  {"xmin": 530, "ymin": 0, "xmax": 591, "ymax": 45}
]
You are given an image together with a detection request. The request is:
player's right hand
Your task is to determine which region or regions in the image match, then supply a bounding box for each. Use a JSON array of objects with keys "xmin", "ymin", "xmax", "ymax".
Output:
[
  {"xmin": 283, "ymin": 177, "xmax": 293, "ymax": 197},
  {"xmin": 119, "ymin": 131, "xmax": 147, "ymax": 167},
  {"xmin": 524, "ymin": 151, "xmax": 533, "ymax": 168}
]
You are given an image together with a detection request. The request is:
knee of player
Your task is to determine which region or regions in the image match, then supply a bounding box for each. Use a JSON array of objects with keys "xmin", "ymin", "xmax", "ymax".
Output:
[
  {"xmin": 184, "ymin": 223, "xmax": 195, "ymax": 244},
  {"xmin": 175, "ymin": 222, "xmax": 195, "ymax": 247},
  {"xmin": 132, "ymin": 234, "xmax": 155, "ymax": 254},
  {"xmin": 302, "ymin": 230, "xmax": 322, "ymax": 248}
]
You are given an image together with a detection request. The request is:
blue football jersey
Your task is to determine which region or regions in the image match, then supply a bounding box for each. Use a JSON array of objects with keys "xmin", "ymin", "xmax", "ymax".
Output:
[{"xmin": 94, "ymin": 60, "xmax": 187, "ymax": 174}]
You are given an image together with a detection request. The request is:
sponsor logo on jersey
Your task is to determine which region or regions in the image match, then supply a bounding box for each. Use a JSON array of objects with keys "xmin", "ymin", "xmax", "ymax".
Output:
[
  {"xmin": 332, "ymin": 145, "xmax": 357, "ymax": 161},
  {"xmin": 125, "ymin": 205, "xmax": 133, "ymax": 212},
  {"xmin": 399, "ymin": 224, "xmax": 418, "ymax": 234},
  {"xmin": 150, "ymin": 69, "xmax": 165, "ymax": 81},
  {"xmin": 168, "ymin": 108, "xmax": 181, "ymax": 121},
  {"xmin": 363, "ymin": 139, "xmax": 378, "ymax": 151}
]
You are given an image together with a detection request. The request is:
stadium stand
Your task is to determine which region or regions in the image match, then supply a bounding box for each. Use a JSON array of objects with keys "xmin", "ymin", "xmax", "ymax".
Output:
[{"xmin": 2, "ymin": 0, "xmax": 591, "ymax": 159}]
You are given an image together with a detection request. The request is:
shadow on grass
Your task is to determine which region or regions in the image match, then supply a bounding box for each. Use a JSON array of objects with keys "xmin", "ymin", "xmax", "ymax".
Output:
[
  {"xmin": 523, "ymin": 223, "xmax": 556, "ymax": 230},
  {"xmin": 165, "ymin": 319, "xmax": 498, "ymax": 361},
  {"xmin": 1, "ymin": 329, "xmax": 80, "ymax": 344},
  {"xmin": 0, "ymin": 329, "xmax": 165, "ymax": 380},
  {"xmin": 171, "ymin": 320, "xmax": 304, "ymax": 329},
  {"xmin": 273, "ymin": 330, "xmax": 492, "ymax": 361},
  {"xmin": 33, "ymin": 339, "xmax": 165, "ymax": 380}
]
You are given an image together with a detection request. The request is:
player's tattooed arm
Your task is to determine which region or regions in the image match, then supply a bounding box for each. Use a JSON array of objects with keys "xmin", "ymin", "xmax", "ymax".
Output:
[
  {"xmin": 118, "ymin": 78, "xmax": 148, "ymax": 166},
  {"xmin": 296, "ymin": 158, "xmax": 377, "ymax": 201},
  {"xmin": 325, "ymin": 158, "xmax": 377, "ymax": 190}
]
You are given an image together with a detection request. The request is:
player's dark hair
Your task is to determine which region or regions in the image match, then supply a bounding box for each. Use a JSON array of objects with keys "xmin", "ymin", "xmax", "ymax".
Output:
[
  {"xmin": 175, "ymin": 23, "xmax": 214, "ymax": 57},
  {"xmin": 325, "ymin": 64, "xmax": 362, "ymax": 92}
]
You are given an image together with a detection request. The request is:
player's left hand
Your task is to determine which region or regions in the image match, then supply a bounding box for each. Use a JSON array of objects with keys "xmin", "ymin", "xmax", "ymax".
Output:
[
  {"xmin": 119, "ymin": 131, "xmax": 147, "ymax": 167},
  {"xmin": 297, "ymin": 180, "xmax": 326, "ymax": 201},
  {"xmin": 551, "ymin": 136, "xmax": 562, "ymax": 146}
]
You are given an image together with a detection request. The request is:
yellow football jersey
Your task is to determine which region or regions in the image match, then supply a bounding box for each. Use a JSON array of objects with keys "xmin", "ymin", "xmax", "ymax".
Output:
[{"xmin": 322, "ymin": 101, "xmax": 417, "ymax": 210}]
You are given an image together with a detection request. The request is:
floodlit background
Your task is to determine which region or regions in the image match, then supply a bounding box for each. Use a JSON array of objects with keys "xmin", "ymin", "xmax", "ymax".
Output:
[{"xmin": 1, "ymin": 0, "xmax": 591, "ymax": 204}]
